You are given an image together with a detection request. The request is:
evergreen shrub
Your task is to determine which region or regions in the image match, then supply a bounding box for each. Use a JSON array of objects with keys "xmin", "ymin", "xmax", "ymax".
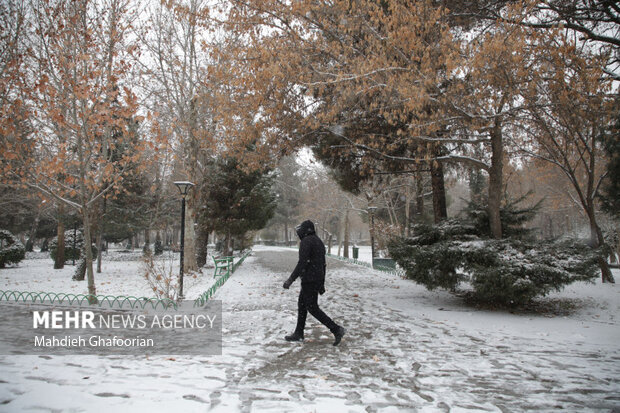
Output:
[
  {"xmin": 388, "ymin": 199, "xmax": 600, "ymax": 306},
  {"xmin": 49, "ymin": 230, "xmax": 97, "ymax": 263},
  {"xmin": 0, "ymin": 230, "xmax": 26, "ymax": 268}
]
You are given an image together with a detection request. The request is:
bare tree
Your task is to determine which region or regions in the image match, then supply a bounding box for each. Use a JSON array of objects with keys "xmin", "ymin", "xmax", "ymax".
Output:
[
  {"xmin": 518, "ymin": 29, "xmax": 616, "ymax": 282},
  {"xmin": 134, "ymin": 0, "xmax": 218, "ymax": 271}
]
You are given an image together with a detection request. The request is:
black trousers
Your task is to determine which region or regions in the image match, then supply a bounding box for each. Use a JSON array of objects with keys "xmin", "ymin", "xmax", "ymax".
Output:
[{"xmin": 295, "ymin": 282, "xmax": 339, "ymax": 335}]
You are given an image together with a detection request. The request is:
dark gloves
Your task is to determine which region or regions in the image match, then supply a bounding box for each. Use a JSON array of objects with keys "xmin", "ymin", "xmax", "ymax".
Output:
[
  {"xmin": 283, "ymin": 278, "xmax": 293, "ymax": 289},
  {"xmin": 319, "ymin": 282, "xmax": 325, "ymax": 295}
]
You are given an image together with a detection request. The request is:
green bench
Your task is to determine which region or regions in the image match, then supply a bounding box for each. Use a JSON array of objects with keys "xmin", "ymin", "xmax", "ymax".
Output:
[
  {"xmin": 372, "ymin": 258, "xmax": 396, "ymax": 270},
  {"xmin": 213, "ymin": 256, "xmax": 234, "ymax": 278}
]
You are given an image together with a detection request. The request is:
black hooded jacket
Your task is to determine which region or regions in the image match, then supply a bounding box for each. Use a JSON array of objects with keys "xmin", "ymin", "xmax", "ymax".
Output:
[{"xmin": 287, "ymin": 220, "xmax": 326, "ymax": 285}]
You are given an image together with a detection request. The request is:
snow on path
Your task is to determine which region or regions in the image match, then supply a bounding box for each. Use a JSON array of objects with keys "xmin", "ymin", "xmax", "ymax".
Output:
[{"xmin": 0, "ymin": 246, "xmax": 618, "ymax": 412}]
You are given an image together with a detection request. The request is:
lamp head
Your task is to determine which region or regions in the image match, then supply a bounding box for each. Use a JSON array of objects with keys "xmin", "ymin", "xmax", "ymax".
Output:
[{"xmin": 174, "ymin": 181, "xmax": 195, "ymax": 197}]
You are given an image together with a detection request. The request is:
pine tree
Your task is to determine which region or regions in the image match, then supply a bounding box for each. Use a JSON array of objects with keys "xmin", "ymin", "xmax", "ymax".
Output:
[
  {"xmin": 599, "ymin": 114, "xmax": 620, "ymax": 217},
  {"xmin": 270, "ymin": 156, "xmax": 302, "ymax": 245},
  {"xmin": 199, "ymin": 157, "xmax": 276, "ymax": 255},
  {"xmin": 389, "ymin": 197, "xmax": 600, "ymax": 306},
  {"xmin": 0, "ymin": 230, "xmax": 26, "ymax": 268}
]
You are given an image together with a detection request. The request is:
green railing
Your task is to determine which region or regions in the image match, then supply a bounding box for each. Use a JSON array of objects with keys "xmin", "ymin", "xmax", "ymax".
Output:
[
  {"xmin": 193, "ymin": 250, "xmax": 251, "ymax": 307},
  {"xmin": 0, "ymin": 290, "xmax": 177, "ymax": 310}
]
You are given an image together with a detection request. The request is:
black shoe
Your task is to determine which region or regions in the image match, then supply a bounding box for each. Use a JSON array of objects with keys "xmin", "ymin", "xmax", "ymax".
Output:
[
  {"xmin": 285, "ymin": 332, "xmax": 304, "ymax": 342},
  {"xmin": 333, "ymin": 327, "xmax": 345, "ymax": 346}
]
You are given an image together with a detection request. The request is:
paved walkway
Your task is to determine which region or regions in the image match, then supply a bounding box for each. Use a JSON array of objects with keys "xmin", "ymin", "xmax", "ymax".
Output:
[
  {"xmin": 0, "ymin": 248, "xmax": 618, "ymax": 412},
  {"xmin": 215, "ymin": 249, "xmax": 619, "ymax": 412}
]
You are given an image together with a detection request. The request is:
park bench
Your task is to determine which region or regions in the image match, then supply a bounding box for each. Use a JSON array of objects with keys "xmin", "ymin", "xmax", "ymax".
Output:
[
  {"xmin": 372, "ymin": 258, "xmax": 396, "ymax": 270},
  {"xmin": 213, "ymin": 256, "xmax": 234, "ymax": 278}
]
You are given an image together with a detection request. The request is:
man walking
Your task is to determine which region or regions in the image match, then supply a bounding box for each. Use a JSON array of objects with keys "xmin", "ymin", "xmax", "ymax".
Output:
[{"xmin": 283, "ymin": 220, "xmax": 345, "ymax": 346}]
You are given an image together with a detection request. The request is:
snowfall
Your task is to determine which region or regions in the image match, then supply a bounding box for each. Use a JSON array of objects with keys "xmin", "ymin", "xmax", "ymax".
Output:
[{"xmin": 0, "ymin": 245, "xmax": 618, "ymax": 412}]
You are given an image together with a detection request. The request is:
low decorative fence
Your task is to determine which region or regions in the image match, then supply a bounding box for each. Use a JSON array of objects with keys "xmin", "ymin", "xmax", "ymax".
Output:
[{"xmin": 0, "ymin": 290, "xmax": 177, "ymax": 310}]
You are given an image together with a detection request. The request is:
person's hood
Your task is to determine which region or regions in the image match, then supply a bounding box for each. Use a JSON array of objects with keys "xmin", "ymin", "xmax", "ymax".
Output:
[{"xmin": 295, "ymin": 220, "xmax": 316, "ymax": 239}]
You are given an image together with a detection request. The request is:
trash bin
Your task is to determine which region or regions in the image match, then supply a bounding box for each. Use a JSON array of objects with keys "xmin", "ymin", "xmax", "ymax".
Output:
[{"xmin": 352, "ymin": 247, "xmax": 359, "ymax": 260}]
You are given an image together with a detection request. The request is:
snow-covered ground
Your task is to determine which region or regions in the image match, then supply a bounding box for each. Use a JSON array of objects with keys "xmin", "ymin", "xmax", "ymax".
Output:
[
  {"xmin": 0, "ymin": 250, "xmax": 218, "ymax": 300},
  {"xmin": 0, "ymin": 245, "xmax": 619, "ymax": 412}
]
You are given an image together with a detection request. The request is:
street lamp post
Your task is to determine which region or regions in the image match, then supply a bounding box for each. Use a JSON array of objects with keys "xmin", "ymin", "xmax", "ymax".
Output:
[
  {"xmin": 174, "ymin": 181, "xmax": 195, "ymax": 299},
  {"xmin": 368, "ymin": 206, "xmax": 377, "ymax": 269}
]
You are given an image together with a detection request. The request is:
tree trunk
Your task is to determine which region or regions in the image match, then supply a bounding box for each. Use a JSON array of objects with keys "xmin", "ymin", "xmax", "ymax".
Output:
[
  {"xmin": 54, "ymin": 204, "xmax": 65, "ymax": 269},
  {"xmin": 74, "ymin": 107, "xmax": 97, "ymax": 302},
  {"xmin": 284, "ymin": 221, "xmax": 289, "ymax": 246},
  {"xmin": 26, "ymin": 207, "xmax": 41, "ymax": 252},
  {"xmin": 327, "ymin": 234, "xmax": 333, "ymax": 255},
  {"xmin": 196, "ymin": 224, "xmax": 209, "ymax": 267},
  {"xmin": 616, "ymin": 226, "xmax": 620, "ymax": 265},
  {"xmin": 548, "ymin": 216, "xmax": 554, "ymax": 239},
  {"xmin": 415, "ymin": 171, "xmax": 424, "ymax": 217},
  {"xmin": 343, "ymin": 209, "xmax": 350, "ymax": 258},
  {"xmin": 488, "ymin": 124, "xmax": 503, "ymax": 239},
  {"xmin": 41, "ymin": 238, "xmax": 49, "ymax": 252},
  {"xmin": 183, "ymin": 204, "xmax": 198, "ymax": 271},
  {"xmin": 154, "ymin": 231, "xmax": 163, "ymax": 255},
  {"xmin": 172, "ymin": 226, "xmax": 178, "ymax": 249},
  {"xmin": 337, "ymin": 214, "xmax": 344, "ymax": 256},
  {"xmin": 386, "ymin": 194, "xmax": 399, "ymax": 227},
  {"xmin": 225, "ymin": 229, "xmax": 232, "ymax": 256},
  {"xmin": 405, "ymin": 176, "xmax": 411, "ymax": 237},
  {"xmin": 96, "ymin": 197, "xmax": 106, "ymax": 273},
  {"xmin": 96, "ymin": 229, "xmax": 103, "ymax": 273},
  {"xmin": 143, "ymin": 227, "xmax": 151, "ymax": 254},
  {"xmin": 430, "ymin": 160, "xmax": 447, "ymax": 223},
  {"xmin": 586, "ymin": 205, "xmax": 615, "ymax": 283},
  {"xmin": 82, "ymin": 206, "xmax": 97, "ymax": 302}
]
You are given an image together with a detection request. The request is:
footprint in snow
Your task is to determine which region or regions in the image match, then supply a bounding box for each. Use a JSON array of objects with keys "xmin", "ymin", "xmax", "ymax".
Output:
[
  {"xmin": 183, "ymin": 394, "xmax": 209, "ymax": 404},
  {"xmin": 94, "ymin": 392, "xmax": 130, "ymax": 399},
  {"xmin": 209, "ymin": 390, "xmax": 222, "ymax": 409}
]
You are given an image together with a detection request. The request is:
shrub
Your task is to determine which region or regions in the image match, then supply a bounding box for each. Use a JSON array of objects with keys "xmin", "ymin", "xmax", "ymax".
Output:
[
  {"xmin": 72, "ymin": 256, "xmax": 87, "ymax": 281},
  {"xmin": 49, "ymin": 230, "xmax": 97, "ymax": 263},
  {"xmin": 388, "ymin": 200, "xmax": 600, "ymax": 306},
  {"xmin": 0, "ymin": 230, "xmax": 26, "ymax": 268},
  {"xmin": 141, "ymin": 253, "xmax": 178, "ymax": 300}
]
